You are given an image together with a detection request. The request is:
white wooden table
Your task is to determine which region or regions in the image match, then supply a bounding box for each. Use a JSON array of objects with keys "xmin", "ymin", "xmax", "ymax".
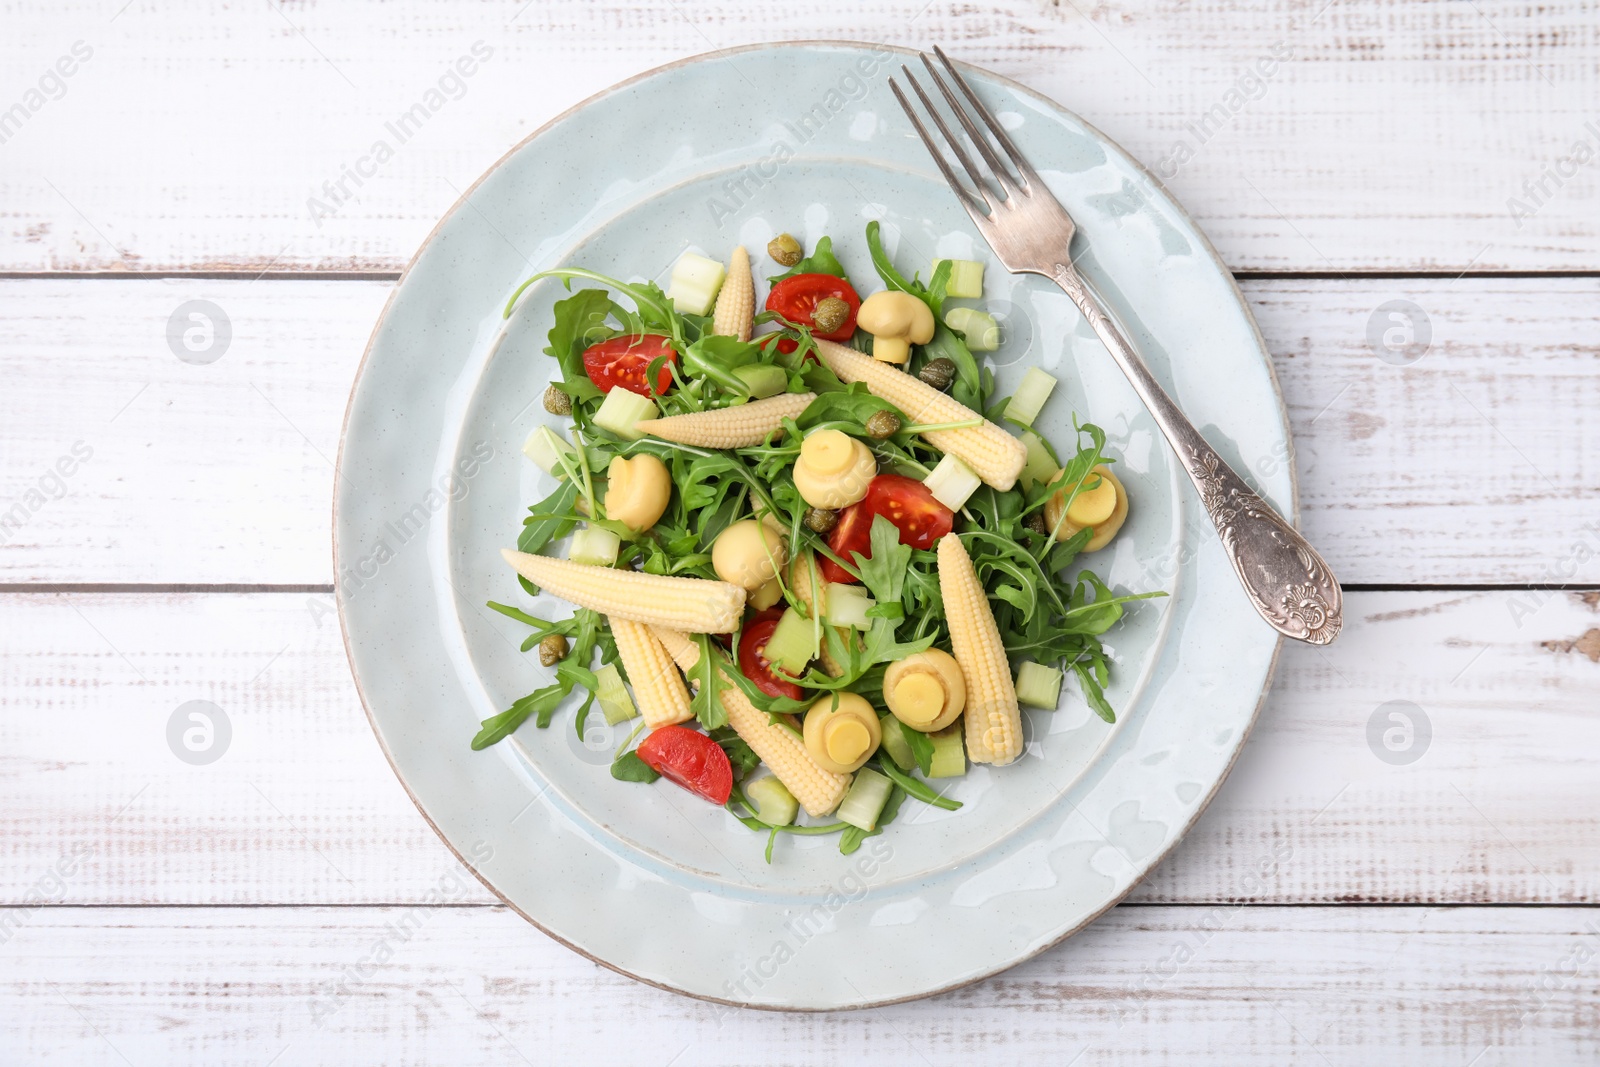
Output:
[{"xmin": 4, "ymin": 2, "xmax": 1598, "ymax": 1062}]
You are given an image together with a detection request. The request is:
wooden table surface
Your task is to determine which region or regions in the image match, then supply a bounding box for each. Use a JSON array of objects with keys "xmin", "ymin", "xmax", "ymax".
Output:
[{"xmin": 3, "ymin": 1, "xmax": 1598, "ymax": 1063}]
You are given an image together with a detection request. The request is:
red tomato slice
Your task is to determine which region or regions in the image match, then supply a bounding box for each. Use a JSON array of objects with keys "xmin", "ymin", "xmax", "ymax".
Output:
[
  {"xmin": 581, "ymin": 334, "xmax": 676, "ymax": 396},
  {"xmin": 765, "ymin": 274, "xmax": 862, "ymax": 342},
  {"xmin": 820, "ymin": 474, "xmax": 955, "ymax": 585},
  {"xmin": 737, "ymin": 608, "xmax": 805, "ymax": 701},
  {"xmin": 637, "ymin": 725, "xmax": 733, "ymax": 805}
]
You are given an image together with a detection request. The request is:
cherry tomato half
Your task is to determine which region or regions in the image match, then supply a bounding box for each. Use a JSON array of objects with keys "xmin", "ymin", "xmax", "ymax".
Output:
[
  {"xmin": 581, "ymin": 334, "xmax": 677, "ymax": 396},
  {"xmin": 636, "ymin": 725, "xmax": 733, "ymax": 805},
  {"xmin": 738, "ymin": 608, "xmax": 805, "ymax": 701},
  {"xmin": 765, "ymin": 274, "xmax": 862, "ymax": 342},
  {"xmin": 820, "ymin": 474, "xmax": 956, "ymax": 585}
]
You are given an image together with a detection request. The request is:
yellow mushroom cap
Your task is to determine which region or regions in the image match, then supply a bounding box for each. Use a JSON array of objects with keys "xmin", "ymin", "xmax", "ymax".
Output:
[
  {"xmin": 883, "ymin": 649, "xmax": 966, "ymax": 733},
  {"xmin": 891, "ymin": 673, "xmax": 947, "ymax": 729},
  {"xmin": 802, "ymin": 692, "xmax": 882, "ymax": 773},
  {"xmin": 1066, "ymin": 473, "xmax": 1117, "ymax": 526},
  {"xmin": 801, "ymin": 429, "xmax": 855, "ymax": 475},
  {"xmin": 711, "ymin": 519, "xmax": 787, "ymax": 591}
]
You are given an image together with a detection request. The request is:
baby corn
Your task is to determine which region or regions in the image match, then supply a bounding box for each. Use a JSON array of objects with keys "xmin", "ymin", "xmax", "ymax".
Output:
[
  {"xmin": 609, "ymin": 617, "xmax": 693, "ymax": 728},
  {"xmin": 639, "ymin": 391, "xmax": 815, "ymax": 449},
  {"xmin": 651, "ymin": 626, "xmax": 851, "ymax": 817},
  {"xmin": 814, "ymin": 338, "xmax": 1026, "ymax": 490},
  {"xmin": 501, "ymin": 549, "xmax": 745, "ymax": 633},
  {"xmin": 712, "ymin": 246, "xmax": 754, "ymax": 341},
  {"xmin": 937, "ymin": 534, "xmax": 1023, "ymax": 766}
]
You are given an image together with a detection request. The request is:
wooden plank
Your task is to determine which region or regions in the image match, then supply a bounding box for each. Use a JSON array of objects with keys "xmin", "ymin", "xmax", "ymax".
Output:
[
  {"xmin": 2, "ymin": 589, "xmax": 1595, "ymax": 906},
  {"xmin": 0, "ymin": 905, "xmax": 1595, "ymax": 1063},
  {"xmin": 2, "ymin": 277, "xmax": 1595, "ymax": 586},
  {"xmin": 2, "ymin": 1, "xmax": 1597, "ymax": 273}
]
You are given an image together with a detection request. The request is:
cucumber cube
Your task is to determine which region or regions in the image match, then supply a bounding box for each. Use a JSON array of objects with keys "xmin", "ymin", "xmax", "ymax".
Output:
[
  {"xmin": 923, "ymin": 453, "xmax": 983, "ymax": 512},
  {"xmin": 1015, "ymin": 661, "xmax": 1064, "ymax": 709},
  {"xmin": 944, "ymin": 306, "xmax": 1000, "ymax": 351},
  {"xmin": 593, "ymin": 388, "xmax": 657, "ymax": 440},
  {"xmin": 928, "ymin": 723, "xmax": 966, "ymax": 778},
  {"xmin": 595, "ymin": 664, "xmax": 638, "ymax": 725},
  {"xmin": 666, "ymin": 251, "xmax": 726, "ymax": 315},
  {"xmin": 763, "ymin": 606, "xmax": 818, "ymax": 676},
  {"xmin": 1019, "ymin": 431, "xmax": 1059, "ymax": 490},
  {"xmin": 568, "ymin": 525, "xmax": 621, "ymax": 567},
  {"xmin": 746, "ymin": 776, "xmax": 798, "ymax": 826},
  {"xmin": 932, "ymin": 258, "xmax": 985, "ymax": 299},
  {"xmin": 837, "ymin": 767, "xmax": 893, "ymax": 831},
  {"xmin": 1004, "ymin": 367, "xmax": 1058, "ymax": 427},
  {"xmin": 823, "ymin": 582, "xmax": 874, "ymax": 630},
  {"xmin": 522, "ymin": 425, "xmax": 576, "ymax": 476},
  {"xmin": 878, "ymin": 714, "xmax": 916, "ymax": 772}
]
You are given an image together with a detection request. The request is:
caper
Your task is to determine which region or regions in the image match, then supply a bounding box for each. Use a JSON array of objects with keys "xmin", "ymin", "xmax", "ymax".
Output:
[
  {"xmin": 864, "ymin": 410, "xmax": 902, "ymax": 439},
  {"xmin": 918, "ymin": 357, "xmax": 957, "ymax": 392},
  {"xmin": 803, "ymin": 507, "xmax": 840, "ymax": 534},
  {"xmin": 1023, "ymin": 511, "xmax": 1048, "ymax": 535},
  {"xmin": 538, "ymin": 633, "xmax": 569, "ymax": 667},
  {"xmin": 811, "ymin": 296, "xmax": 850, "ymax": 335},
  {"xmin": 542, "ymin": 384, "xmax": 572, "ymax": 416},
  {"xmin": 767, "ymin": 233, "xmax": 803, "ymax": 267}
]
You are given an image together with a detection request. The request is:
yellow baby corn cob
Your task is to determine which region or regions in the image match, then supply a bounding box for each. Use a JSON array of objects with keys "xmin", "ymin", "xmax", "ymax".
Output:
[
  {"xmin": 609, "ymin": 617, "xmax": 693, "ymax": 728},
  {"xmin": 651, "ymin": 626, "xmax": 851, "ymax": 817},
  {"xmin": 814, "ymin": 338, "xmax": 1026, "ymax": 490},
  {"xmin": 712, "ymin": 246, "xmax": 754, "ymax": 341},
  {"xmin": 500, "ymin": 549, "xmax": 745, "ymax": 633},
  {"xmin": 639, "ymin": 392, "xmax": 815, "ymax": 449},
  {"xmin": 937, "ymin": 534, "xmax": 1023, "ymax": 766}
]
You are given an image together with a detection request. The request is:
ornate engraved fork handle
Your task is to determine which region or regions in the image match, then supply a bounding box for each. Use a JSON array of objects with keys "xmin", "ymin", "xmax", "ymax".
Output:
[{"xmin": 1051, "ymin": 263, "xmax": 1342, "ymax": 645}]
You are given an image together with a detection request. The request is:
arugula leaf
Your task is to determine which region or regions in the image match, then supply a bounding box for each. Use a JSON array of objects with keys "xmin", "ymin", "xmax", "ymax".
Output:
[
  {"xmin": 518, "ymin": 480, "xmax": 580, "ymax": 554},
  {"xmin": 471, "ymin": 683, "xmax": 568, "ymax": 750},
  {"xmin": 768, "ymin": 235, "xmax": 847, "ymax": 285},
  {"xmin": 611, "ymin": 751, "xmax": 661, "ymax": 783},
  {"xmin": 794, "ymin": 387, "xmax": 903, "ymax": 434},
  {"xmin": 710, "ymin": 727, "xmax": 761, "ymax": 781},
  {"xmin": 853, "ymin": 515, "xmax": 914, "ymax": 604},
  {"xmin": 690, "ymin": 634, "xmax": 729, "ymax": 730},
  {"xmin": 543, "ymin": 288, "xmax": 613, "ymax": 385}
]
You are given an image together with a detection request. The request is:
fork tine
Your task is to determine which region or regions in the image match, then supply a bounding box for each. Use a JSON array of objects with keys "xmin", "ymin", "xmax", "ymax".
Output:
[
  {"xmin": 919, "ymin": 52, "xmax": 1020, "ymax": 194},
  {"xmin": 899, "ymin": 66, "xmax": 998, "ymax": 212},
  {"xmin": 931, "ymin": 45, "xmax": 1041, "ymax": 188},
  {"xmin": 888, "ymin": 77, "xmax": 993, "ymax": 223}
]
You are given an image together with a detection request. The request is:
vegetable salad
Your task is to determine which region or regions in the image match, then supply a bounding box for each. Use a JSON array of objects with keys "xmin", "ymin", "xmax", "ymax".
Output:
[{"xmin": 482, "ymin": 221, "xmax": 1163, "ymax": 861}]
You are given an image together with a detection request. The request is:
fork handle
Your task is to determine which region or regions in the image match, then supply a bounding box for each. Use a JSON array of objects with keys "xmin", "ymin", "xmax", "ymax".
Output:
[{"xmin": 1050, "ymin": 262, "xmax": 1342, "ymax": 645}]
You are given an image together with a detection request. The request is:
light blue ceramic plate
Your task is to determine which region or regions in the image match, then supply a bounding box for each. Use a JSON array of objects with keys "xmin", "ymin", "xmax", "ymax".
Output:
[{"xmin": 336, "ymin": 42, "xmax": 1290, "ymax": 1010}]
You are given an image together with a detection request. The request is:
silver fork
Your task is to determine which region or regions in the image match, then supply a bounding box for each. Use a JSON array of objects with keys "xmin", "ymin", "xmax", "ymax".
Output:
[{"xmin": 892, "ymin": 48, "xmax": 1341, "ymax": 645}]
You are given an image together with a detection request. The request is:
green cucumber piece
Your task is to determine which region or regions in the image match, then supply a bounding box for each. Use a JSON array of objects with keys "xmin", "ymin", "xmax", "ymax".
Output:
[
  {"xmin": 666, "ymin": 251, "xmax": 726, "ymax": 315},
  {"xmin": 923, "ymin": 453, "xmax": 982, "ymax": 512},
  {"xmin": 823, "ymin": 582, "xmax": 874, "ymax": 630},
  {"xmin": 837, "ymin": 767, "xmax": 893, "ymax": 831},
  {"xmin": 567, "ymin": 525, "xmax": 621, "ymax": 567},
  {"xmin": 928, "ymin": 723, "xmax": 966, "ymax": 778},
  {"xmin": 878, "ymin": 714, "xmax": 915, "ymax": 772},
  {"xmin": 745, "ymin": 776, "xmax": 798, "ymax": 826},
  {"xmin": 733, "ymin": 363, "xmax": 787, "ymax": 399},
  {"xmin": 522, "ymin": 425, "xmax": 577, "ymax": 476},
  {"xmin": 763, "ymin": 606, "xmax": 818, "ymax": 676},
  {"xmin": 1015, "ymin": 661, "xmax": 1064, "ymax": 709},
  {"xmin": 1019, "ymin": 431, "xmax": 1059, "ymax": 490},
  {"xmin": 595, "ymin": 664, "xmax": 638, "ymax": 725},
  {"xmin": 1004, "ymin": 367, "xmax": 1058, "ymax": 426},
  {"xmin": 944, "ymin": 306, "xmax": 999, "ymax": 351},
  {"xmin": 932, "ymin": 258, "xmax": 985, "ymax": 299},
  {"xmin": 592, "ymin": 388, "xmax": 657, "ymax": 440}
]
